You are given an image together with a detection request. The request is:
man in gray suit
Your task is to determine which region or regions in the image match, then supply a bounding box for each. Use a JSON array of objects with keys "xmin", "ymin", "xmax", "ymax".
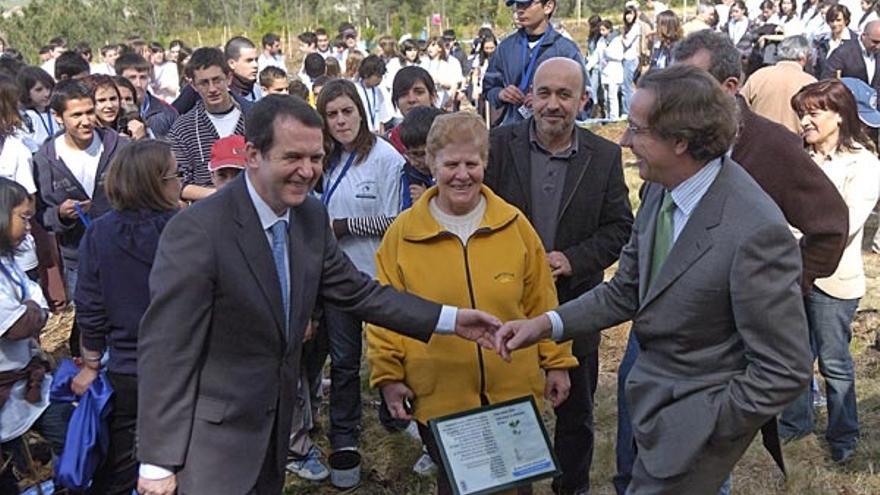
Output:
[
  {"xmin": 136, "ymin": 95, "xmax": 501, "ymax": 495},
  {"xmin": 494, "ymin": 65, "xmax": 812, "ymax": 494}
]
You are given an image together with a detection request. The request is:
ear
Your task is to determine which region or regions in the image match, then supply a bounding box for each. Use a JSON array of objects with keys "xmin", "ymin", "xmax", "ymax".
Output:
[
  {"xmin": 721, "ymin": 77, "xmax": 740, "ymax": 96},
  {"xmin": 245, "ymin": 142, "xmax": 261, "ymax": 170},
  {"xmin": 52, "ymin": 110, "xmax": 63, "ymax": 126},
  {"xmin": 673, "ymin": 138, "xmax": 690, "ymax": 156}
]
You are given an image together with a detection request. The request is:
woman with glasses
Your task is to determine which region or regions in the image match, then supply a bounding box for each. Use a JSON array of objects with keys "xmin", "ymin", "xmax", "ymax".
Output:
[{"xmin": 70, "ymin": 140, "xmax": 180, "ymax": 493}]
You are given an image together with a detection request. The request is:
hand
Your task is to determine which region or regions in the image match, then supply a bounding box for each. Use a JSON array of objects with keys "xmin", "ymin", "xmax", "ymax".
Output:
[
  {"xmin": 58, "ymin": 199, "xmax": 91, "ymax": 220},
  {"xmin": 23, "ymin": 300, "xmax": 47, "ymax": 329},
  {"xmin": 522, "ymin": 92, "xmax": 533, "ymax": 109},
  {"xmin": 494, "ymin": 315, "xmax": 553, "ymax": 362},
  {"xmin": 127, "ymin": 119, "xmax": 147, "ymax": 140},
  {"xmin": 381, "ymin": 381, "xmax": 414, "ymax": 421},
  {"xmin": 71, "ymin": 366, "xmax": 99, "ymax": 396},
  {"xmin": 304, "ymin": 320, "xmax": 318, "ymax": 342},
  {"xmin": 409, "ymin": 184, "xmax": 427, "ymax": 203},
  {"xmin": 547, "ymin": 251, "xmax": 572, "ymax": 278},
  {"xmin": 498, "ymin": 85, "xmax": 525, "ymax": 105},
  {"xmin": 332, "ymin": 219, "xmax": 349, "ymax": 239},
  {"xmin": 544, "ymin": 369, "xmax": 571, "ymax": 408},
  {"xmin": 138, "ymin": 474, "xmax": 177, "ymax": 495},
  {"xmin": 454, "ymin": 308, "xmax": 501, "ymax": 350}
]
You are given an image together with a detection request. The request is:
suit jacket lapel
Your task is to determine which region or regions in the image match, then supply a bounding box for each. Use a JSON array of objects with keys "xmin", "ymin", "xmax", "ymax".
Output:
[
  {"xmin": 557, "ymin": 131, "xmax": 592, "ymax": 222},
  {"xmin": 638, "ymin": 184, "xmax": 661, "ymax": 302},
  {"xmin": 641, "ymin": 162, "xmax": 729, "ymax": 308},
  {"xmin": 510, "ymin": 122, "xmax": 534, "ymax": 215},
  {"xmin": 231, "ymin": 179, "xmax": 286, "ymax": 339}
]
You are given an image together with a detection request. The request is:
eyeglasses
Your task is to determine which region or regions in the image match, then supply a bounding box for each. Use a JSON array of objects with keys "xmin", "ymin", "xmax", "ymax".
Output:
[
  {"xmin": 625, "ymin": 121, "xmax": 652, "ymax": 135},
  {"xmin": 163, "ymin": 170, "xmax": 184, "ymax": 181}
]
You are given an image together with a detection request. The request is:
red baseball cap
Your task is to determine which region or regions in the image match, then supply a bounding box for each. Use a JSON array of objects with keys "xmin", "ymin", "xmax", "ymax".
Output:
[{"xmin": 209, "ymin": 135, "xmax": 247, "ymax": 172}]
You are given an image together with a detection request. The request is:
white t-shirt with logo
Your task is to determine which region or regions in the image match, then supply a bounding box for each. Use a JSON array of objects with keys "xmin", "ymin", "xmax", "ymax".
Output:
[{"xmin": 321, "ymin": 138, "xmax": 404, "ymax": 277}]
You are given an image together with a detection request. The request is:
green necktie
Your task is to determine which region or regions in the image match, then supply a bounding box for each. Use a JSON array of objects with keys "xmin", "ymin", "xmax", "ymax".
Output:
[{"xmin": 649, "ymin": 191, "xmax": 675, "ymax": 285}]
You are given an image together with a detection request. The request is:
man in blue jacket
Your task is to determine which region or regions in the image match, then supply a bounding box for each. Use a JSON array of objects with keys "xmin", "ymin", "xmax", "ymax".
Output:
[{"xmin": 483, "ymin": 0, "xmax": 585, "ymax": 126}]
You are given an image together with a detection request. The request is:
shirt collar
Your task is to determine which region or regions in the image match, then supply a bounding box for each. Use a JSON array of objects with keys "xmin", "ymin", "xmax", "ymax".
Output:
[
  {"xmin": 668, "ymin": 156, "xmax": 723, "ymax": 217},
  {"xmin": 528, "ymin": 118, "xmax": 578, "ymax": 158},
  {"xmin": 245, "ymin": 172, "xmax": 290, "ymax": 230}
]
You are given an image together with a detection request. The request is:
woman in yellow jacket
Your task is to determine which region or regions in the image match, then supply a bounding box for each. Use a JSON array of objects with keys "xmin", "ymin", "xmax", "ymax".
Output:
[{"xmin": 366, "ymin": 112, "xmax": 577, "ymax": 495}]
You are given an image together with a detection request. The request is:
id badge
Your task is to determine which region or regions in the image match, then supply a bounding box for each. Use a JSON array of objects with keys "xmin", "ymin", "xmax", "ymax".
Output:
[{"xmin": 517, "ymin": 104, "xmax": 533, "ymax": 119}]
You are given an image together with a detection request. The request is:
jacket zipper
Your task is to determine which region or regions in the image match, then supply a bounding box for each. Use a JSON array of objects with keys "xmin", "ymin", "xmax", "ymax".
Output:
[{"xmin": 456, "ymin": 232, "xmax": 490, "ymax": 406}]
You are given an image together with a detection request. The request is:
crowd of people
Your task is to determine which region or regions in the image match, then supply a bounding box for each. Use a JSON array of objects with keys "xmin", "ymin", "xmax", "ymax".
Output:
[{"xmin": 0, "ymin": 0, "xmax": 877, "ymax": 494}]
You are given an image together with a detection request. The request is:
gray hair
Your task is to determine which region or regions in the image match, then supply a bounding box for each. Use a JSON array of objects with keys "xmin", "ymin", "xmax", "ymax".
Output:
[
  {"xmin": 673, "ymin": 30, "xmax": 742, "ymax": 83},
  {"xmin": 776, "ymin": 35, "xmax": 811, "ymax": 62}
]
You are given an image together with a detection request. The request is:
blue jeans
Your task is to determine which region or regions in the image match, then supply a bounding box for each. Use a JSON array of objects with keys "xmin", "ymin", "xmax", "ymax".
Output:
[
  {"xmin": 615, "ymin": 332, "xmax": 734, "ymax": 495},
  {"xmin": 779, "ymin": 287, "xmax": 860, "ymax": 457},
  {"xmin": 613, "ymin": 331, "xmax": 639, "ymax": 495},
  {"xmin": 622, "ymin": 59, "xmax": 639, "ymax": 116},
  {"xmin": 320, "ymin": 307, "xmax": 363, "ymax": 450}
]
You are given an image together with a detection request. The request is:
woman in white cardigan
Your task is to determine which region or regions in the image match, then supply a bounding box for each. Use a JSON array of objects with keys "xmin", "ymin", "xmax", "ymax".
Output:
[{"xmin": 779, "ymin": 78, "xmax": 880, "ymax": 464}]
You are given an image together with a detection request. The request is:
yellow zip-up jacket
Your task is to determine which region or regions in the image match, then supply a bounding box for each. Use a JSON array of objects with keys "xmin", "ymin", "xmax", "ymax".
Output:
[{"xmin": 366, "ymin": 185, "xmax": 578, "ymax": 424}]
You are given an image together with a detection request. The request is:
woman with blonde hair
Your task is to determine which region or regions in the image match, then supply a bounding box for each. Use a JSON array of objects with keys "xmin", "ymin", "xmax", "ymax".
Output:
[{"xmin": 367, "ymin": 112, "xmax": 576, "ymax": 495}]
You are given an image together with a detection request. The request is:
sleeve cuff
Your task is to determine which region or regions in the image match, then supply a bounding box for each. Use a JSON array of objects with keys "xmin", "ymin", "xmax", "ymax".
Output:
[
  {"xmin": 139, "ymin": 463, "xmax": 175, "ymax": 480},
  {"xmin": 434, "ymin": 305, "xmax": 457, "ymax": 335},
  {"xmin": 546, "ymin": 311, "xmax": 564, "ymax": 341}
]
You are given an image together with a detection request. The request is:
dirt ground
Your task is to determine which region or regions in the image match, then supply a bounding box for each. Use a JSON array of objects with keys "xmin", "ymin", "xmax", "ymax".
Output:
[{"xmin": 32, "ymin": 124, "xmax": 880, "ymax": 494}]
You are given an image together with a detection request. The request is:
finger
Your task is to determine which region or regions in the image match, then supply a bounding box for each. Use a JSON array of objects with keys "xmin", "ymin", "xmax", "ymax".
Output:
[{"xmin": 551, "ymin": 267, "xmax": 564, "ymax": 277}]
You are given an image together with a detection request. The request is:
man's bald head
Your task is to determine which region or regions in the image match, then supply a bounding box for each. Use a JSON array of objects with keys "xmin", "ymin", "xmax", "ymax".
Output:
[
  {"xmin": 533, "ymin": 57, "xmax": 586, "ymax": 98},
  {"xmin": 862, "ymin": 20, "xmax": 880, "ymax": 54}
]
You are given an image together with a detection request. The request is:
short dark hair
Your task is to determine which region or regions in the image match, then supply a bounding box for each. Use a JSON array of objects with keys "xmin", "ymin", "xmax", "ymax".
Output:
[
  {"xmin": 304, "ymin": 53, "xmax": 326, "ymax": 79},
  {"xmin": 392, "ymin": 66, "xmax": 437, "ymax": 108},
  {"xmin": 74, "ymin": 41, "xmax": 92, "ymax": 60},
  {"xmin": 400, "ymin": 106, "xmax": 445, "ymax": 149},
  {"xmin": 186, "ymin": 47, "xmax": 229, "ymax": 79},
  {"xmin": 50, "ymin": 79, "xmax": 93, "ymax": 116},
  {"xmin": 225, "ymin": 36, "xmax": 255, "ymax": 62},
  {"xmin": 263, "ymin": 32, "xmax": 281, "ymax": 48},
  {"xmin": 169, "ymin": 39, "xmax": 186, "ymax": 50},
  {"xmin": 115, "ymin": 52, "xmax": 151, "ymax": 76},
  {"xmin": 55, "ymin": 51, "xmax": 90, "ymax": 80},
  {"xmin": 288, "ymin": 79, "xmax": 309, "ymax": 100},
  {"xmin": 297, "ymin": 32, "xmax": 317, "ymax": 46},
  {"xmin": 112, "ymin": 75, "xmax": 137, "ymax": 102},
  {"xmin": 259, "ymin": 66, "xmax": 287, "ymax": 88},
  {"xmin": 100, "ymin": 44, "xmax": 119, "ymax": 57},
  {"xmin": 106, "ymin": 140, "xmax": 179, "ymax": 212},
  {"xmin": 17, "ymin": 66, "xmax": 54, "ymax": 109},
  {"xmin": 246, "ymin": 94, "xmax": 324, "ymax": 154},
  {"xmin": 0, "ymin": 177, "xmax": 30, "ymax": 257},
  {"xmin": 673, "ymin": 30, "xmax": 742, "ymax": 83},
  {"xmin": 826, "ymin": 4, "xmax": 851, "ymax": 24},
  {"xmin": 338, "ymin": 22, "xmax": 356, "ymax": 35},
  {"xmin": 39, "ymin": 45, "xmax": 52, "ymax": 56},
  {"xmin": 358, "ymin": 55, "xmax": 386, "ymax": 79},
  {"xmin": 0, "ymin": 58, "xmax": 23, "ymax": 80},
  {"xmin": 148, "ymin": 41, "xmax": 164, "ymax": 54},
  {"xmin": 315, "ymin": 28, "xmax": 328, "ymax": 37},
  {"xmin": 49, "ymin": 36, "xmax": 67, "ymax": 48},
  {"xmin": 637, "ymin": 65, "xmax": 738, "ymax": 161}
]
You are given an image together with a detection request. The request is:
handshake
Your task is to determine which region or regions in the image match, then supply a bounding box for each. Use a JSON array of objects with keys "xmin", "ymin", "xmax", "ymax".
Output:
[{"xmin": 453, "ymin": 308, "xmax": 555, "ymax": 361}]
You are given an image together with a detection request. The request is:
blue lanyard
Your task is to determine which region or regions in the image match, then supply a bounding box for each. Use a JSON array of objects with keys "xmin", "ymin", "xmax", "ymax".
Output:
[
  {"xmin": 361, "ymin": 82, "xmax": 376, "ymax": 129},
  {"xmin": 0, "ymin": 258, "xmax": 29, "ymax": 302},
  {"xmin": 36, "ymin": 111, "xmax": 53, "ymax": 136},
  {"xmin": 74, "ymin": 202, "xmax": 92, "ymax": 228},
  {"xmin": 322, "ymin": 152, "xmax": 357, "ymax": 206},
  {"xmin": 140, "ymin": 94, "xmax": 151, "ymax": 118},
  {"xmin": 518, "ymin": 31, "xmax": 548, "ymax": 92}
]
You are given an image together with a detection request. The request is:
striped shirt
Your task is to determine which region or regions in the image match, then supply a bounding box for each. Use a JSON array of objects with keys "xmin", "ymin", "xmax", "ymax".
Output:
[
  {"xmin": 668, "ymin": 157, "xmax": 723, "ymax": 243},
  {"xmin": 168, "ymin": 101, "xmax": 247, "ymax": 188}
]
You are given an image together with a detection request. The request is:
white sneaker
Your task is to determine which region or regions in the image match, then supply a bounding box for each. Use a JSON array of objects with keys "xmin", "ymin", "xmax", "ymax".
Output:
[{"xmin": 412, "ymin": 449, "xmax": 437, "ymax": 476}]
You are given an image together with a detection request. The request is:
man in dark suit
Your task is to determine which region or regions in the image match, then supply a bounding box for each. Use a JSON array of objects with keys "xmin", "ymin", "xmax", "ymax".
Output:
[
  {"xmin": 484, "ymin": 57, "xmax": 633, "ymax": 495},
  {"xmin": 136, "ymin": 95, "xmax": 500, "ymax": 495},
  {"xmin": 495, "ymin": 65, "xmax": 812, "ymax": 494},
  {"xmin": 821, "ymin": 20, "xmax": 880, "ymax": 86}
]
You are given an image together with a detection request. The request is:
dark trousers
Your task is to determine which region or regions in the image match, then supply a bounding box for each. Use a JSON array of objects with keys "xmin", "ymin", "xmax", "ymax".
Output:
[
  {"xmin": 417, "ymin": 423, "xmax": 532, "ymax": 495},
  {"xmin": 552, "ymin": 346, "xmax": 599, "ymax": 495},
  {"xmin": 311, "ymin": 307, "xmax": 363, "ymax": 450},
  {"xmin": 88, "ymin": 372, "xmax": 138, "ymax": 495}
]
